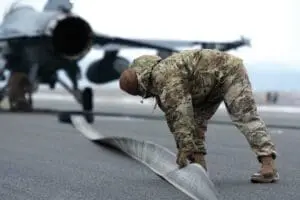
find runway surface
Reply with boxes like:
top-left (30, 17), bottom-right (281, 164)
top-left (0, 114), bottom-right (191, 200)
top-left (1, 89), bottom-right (300, 200)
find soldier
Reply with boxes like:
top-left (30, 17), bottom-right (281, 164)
top-left (3, 43), bottom-right (33, 111)
top-left (7, 71), bottom-right (32, 111)
top-left (119, 49), bottom-right (279, 183)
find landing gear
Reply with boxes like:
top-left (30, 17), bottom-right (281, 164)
top-left (81, 87), bottom-right (94, 123)
top-left (58, 86), bottom-right (94, 124)
top-left (82, 87), bottom-right (93, 112)
top-left (0, 86), bottom-right (7, 104)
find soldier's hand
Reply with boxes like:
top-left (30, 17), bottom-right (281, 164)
top-left (176, 150), bottom-right (194, 168)
top-left (176, 138), bottom-right (198, 168)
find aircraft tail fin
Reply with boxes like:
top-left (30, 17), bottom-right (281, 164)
top-left (43, 0), bottom-right (73, 11)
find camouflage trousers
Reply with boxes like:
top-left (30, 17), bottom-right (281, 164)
top-left (193, 61), bottom-right (277, 161)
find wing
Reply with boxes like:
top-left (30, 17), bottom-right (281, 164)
top-left (131, 39), bottom-right (200, 48)
top-left (0, 5), bottom-right (49, 43)
top-left (92, 33), bottom-right (178, 53)
top-left (0, 24), bottom-right (49, 47)
top-left (92, 32), bottom-right (250, 53)
top-left (136, 36), bottom-right (251, 51)
top-left (0, 30), bottom-right (44, 42)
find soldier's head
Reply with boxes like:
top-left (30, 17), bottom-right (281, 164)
top-left (119, 55), bottom-right (161, 98)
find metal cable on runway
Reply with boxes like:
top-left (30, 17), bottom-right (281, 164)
top-left (70, 115), bottom-right (219, 200)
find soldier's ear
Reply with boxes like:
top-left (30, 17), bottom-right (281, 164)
top-left (119, 69), bottom-right (139, 96)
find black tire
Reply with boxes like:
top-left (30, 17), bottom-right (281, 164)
top-left (0, 91), bottom-right (4, 102)
top-left (82, 87), bottom-right (93, 111)
top-left (58, 112), bottom-right (72, 124)
top-left (49, 82), bottom-right (56, 89)
top-left (84, 112), bottom-right (94, 124)
top-left (27, 94), bottom-right (33, 107)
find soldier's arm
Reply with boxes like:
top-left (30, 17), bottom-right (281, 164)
top-left (158, 70), bottom-right (197, 151)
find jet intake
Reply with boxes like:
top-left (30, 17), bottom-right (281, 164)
top-left (49, 15), bottom-right (93, 60)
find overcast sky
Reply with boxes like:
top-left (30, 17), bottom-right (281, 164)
top-left (76, 0), bottom-right (300, 66)
top-left (0, 0), bottom-right (299, 90)
top-left (0, 0), bottom-right (299, 66)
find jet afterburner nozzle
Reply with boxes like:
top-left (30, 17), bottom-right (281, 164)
top-left (46, 14), bottom-right (93, 60)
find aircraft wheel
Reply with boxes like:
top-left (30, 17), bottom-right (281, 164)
top-left (82, 87), bottom-right (93, 112)
top-left (84, 112), bottom-right (94, 124)
top-left (82, 87), bottom-right (94, 123)
top-left (0, 91), bottom-right (5, 102)
top-left (27, 93), bottom-right (33, 107)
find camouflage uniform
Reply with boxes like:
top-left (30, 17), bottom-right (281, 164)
top-left (121, 49), bottom-right (279, 183)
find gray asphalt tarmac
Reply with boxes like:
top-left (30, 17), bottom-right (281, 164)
top-left (92, 116), bottom-right (300, 200)
top-left (32, 97), bottom-right (300, 129)
top-left (1, 96), bottom-right (300, 200)
top-left (0, 114), bottom-right (191, 200)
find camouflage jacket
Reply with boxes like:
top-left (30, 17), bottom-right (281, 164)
top-left (134, 49), bottom-right (244, 144)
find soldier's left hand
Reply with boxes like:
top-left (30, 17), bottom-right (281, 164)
top-left (176, 150), bottom-right (196, 168)
top-left (176, 138), bottom-right (198, 168)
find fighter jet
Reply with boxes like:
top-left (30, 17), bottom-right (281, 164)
top-left (0, 0), bottom-right (251, 115)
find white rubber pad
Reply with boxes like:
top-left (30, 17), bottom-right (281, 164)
top-left (71, 116), bottom-right (219, 200)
